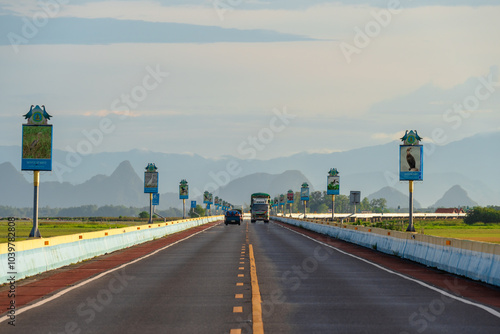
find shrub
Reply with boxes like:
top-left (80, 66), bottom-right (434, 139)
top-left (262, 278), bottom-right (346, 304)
top-left (464, 206), bottom-right (500, 225)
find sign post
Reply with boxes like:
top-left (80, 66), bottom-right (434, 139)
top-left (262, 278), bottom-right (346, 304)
top-left (350, 191), bottom-right (361, 215)
top-left (144, 163), bottom-right (159, 224)
top-left (300, 183), bottom-right (309, 218)
top-left (400, 130), bottom-right (423, 232)
top-left (22, 105), bottom-right (53, 238)
top-left (179, 179), bottom-right (188, 218)
top-left (203, 191), bottom-right (210, 216)
top-left (287, 190), bottom-right (294, 217)
top-left (327, 168), bottom-right (340, 220)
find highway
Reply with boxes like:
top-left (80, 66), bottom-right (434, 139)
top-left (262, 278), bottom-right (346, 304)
top-left (1, 219), bottom-right (499, 333)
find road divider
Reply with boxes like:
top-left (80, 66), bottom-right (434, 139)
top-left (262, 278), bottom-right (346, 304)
top-left (274, 217), bottom-right (500, 287)
top-left (0, 216), bottom-right (223, 284)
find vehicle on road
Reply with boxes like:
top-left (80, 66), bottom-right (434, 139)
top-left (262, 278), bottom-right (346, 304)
top-left (225, 210), bottom-right (241, 225)
top-left (250, 193), bottom-right (270, 223)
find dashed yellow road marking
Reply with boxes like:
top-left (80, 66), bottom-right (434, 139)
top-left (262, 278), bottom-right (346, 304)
top-left (235, 294), bottom-right (243, 299)
top-left (230, 329), bottom-right (242, 334)
top-left (250, 244), bottom-right (264, 334)
top-left (238, 274), bottom-right (244, 277)
top-left (236, 283), bottom-right (244, 286)
top-left (238, 267), bottom-right (244, 270)
top-left (233, 306), bottom-right (243, 313)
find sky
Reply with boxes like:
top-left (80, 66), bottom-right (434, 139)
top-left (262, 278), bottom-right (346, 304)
top-left (1, 0), bottom-right (499, 160)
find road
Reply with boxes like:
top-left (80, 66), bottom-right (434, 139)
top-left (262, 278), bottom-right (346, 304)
top-left (1, 219), bottom-right (499, 333)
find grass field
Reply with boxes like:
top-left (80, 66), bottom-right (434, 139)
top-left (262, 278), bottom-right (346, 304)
top-left (0, 220), bottom-right (148, 244)
top-left (415, 220), bottom-right (500, 244)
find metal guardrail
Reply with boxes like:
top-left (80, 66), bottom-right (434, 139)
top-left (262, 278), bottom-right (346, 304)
top-left (277, 212), bottom-right (466, 220)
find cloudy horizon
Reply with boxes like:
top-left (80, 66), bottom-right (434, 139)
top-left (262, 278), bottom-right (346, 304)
top-left (1, 0), bottom-right (499, 160)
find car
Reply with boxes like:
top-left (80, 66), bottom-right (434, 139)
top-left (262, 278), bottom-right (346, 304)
top-left (225, 210), bottom-right (241, 225)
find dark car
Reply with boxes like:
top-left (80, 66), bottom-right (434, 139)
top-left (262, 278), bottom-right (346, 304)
top-left (225, 210), bottom-right (241, 225)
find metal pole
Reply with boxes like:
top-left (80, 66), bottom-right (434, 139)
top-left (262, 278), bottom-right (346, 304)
top-left (407, 181), bottom-right (415, 232)
top-left (149, 193), bottom-right (153, 224)
top-left (303, 200), bottom-right (306, 218)
top-left (29, 171), bottom-right (41, 238)
top-left (332, 195), bottom-right (335, 221)
top-left (183, 199), bottom-right (186, 219)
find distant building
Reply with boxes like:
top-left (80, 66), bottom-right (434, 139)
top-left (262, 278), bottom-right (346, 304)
top-left (435, 208), bottom-right (465, 214)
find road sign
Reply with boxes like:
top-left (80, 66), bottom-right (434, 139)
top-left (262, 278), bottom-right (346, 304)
top-left (350, 191), bottom-right (361, 205)
top-left (191, 200), bottom-right (196, 208)
top-left (152, 193), bottom-right (160, 206)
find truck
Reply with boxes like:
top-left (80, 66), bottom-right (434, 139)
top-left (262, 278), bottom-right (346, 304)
top-left (250, 193), bottom-right (271, 223)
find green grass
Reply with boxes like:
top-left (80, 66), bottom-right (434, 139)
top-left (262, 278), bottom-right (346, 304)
top-left (355, 219), bottom-right (500, 244)
top-left (0, 220), bottom-right (147, 243)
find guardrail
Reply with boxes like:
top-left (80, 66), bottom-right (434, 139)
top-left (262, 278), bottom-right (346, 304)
top-left (277, 212), bottom-right (466, 221)
top-left (0, 216), bottom-right (223, 285)
top-left (274, 216), bottom-right (500, 287)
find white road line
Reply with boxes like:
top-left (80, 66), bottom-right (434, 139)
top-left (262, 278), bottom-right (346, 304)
top-left (275, 222), bottom-right (500, 319)
top-left (0, 223), bottom-right (220, 324)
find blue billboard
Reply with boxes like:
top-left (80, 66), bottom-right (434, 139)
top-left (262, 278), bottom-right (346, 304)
top-left (144, 172), bottom-right (159, 193)
top-left (400, 145), bottom-right (423, 181)
top-left (22, 125), bottom-right (53, 171)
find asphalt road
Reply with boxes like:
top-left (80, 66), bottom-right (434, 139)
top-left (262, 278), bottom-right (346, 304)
top-left (2, 220), bottom-right (499, 334)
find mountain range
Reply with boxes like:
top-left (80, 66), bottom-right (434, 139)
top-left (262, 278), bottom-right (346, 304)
top-left (1, 131), bottom-right (498, 208)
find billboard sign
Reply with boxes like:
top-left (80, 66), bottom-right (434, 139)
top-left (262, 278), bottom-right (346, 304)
top-left (287, 190), bottom-right (294, 203)
top-left (22, 124), bottom-right (53, 171)
top-left (400, 145), bottom-right (423, 181)
top-left (179, 180), bottom-right (188, 199)
top-left (144, 172), bottom-right (159, 193)
top-left (327, 168), bottom-right (339, 195)
top-left (300, 183), bottom-right (309, 201)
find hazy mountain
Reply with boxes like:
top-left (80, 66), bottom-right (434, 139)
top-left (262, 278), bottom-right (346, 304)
top-left (1, 131), bottom-right (499, 207)
top-left (367, 186), bottom-right (422, 209)
top-left (0, 160), bottom-right (147, 208)
top-left (431, 185), bottom-right (479, 208)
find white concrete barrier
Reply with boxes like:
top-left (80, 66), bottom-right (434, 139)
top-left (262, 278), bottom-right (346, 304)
top-left (275, 217), bottom-right (500, 287)
top-left (0, 216), bottom-right (222, 284)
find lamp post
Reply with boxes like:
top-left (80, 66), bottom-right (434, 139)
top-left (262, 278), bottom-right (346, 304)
top-left (144, 163), bottom-right (158, 224)
top-left (179, 179), bottom-right (188, 218)
top-left (399, 130), bottom-right (423, 232)
top-left (300, 183), bottom-right (309, 218)
top-left (22, 105), bottom-right (53, 238)
top-left (327, 168), bottom-right (340, 221)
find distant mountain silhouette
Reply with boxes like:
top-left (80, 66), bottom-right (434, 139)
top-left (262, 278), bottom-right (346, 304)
top-left (367, 186), bottom-right (421, 209)
top-left (0, 160), bottom-right (146, 208)
top-left (1, 131), bottom-right (499, 207)
top-left (431, 185), bottom-right (478, 208)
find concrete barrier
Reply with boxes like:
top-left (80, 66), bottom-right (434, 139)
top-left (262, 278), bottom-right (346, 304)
top-left (275, 217), bottom-right (500, 287)
top-left (0, 216), bottom-right (222, 284)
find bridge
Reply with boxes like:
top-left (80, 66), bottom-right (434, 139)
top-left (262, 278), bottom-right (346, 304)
top-left (1, 216), bottom-right (499, 333)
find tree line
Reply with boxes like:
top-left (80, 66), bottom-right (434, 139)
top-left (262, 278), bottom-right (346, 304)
top-left (464, 206), bottom-right (500, 224)
top-left (264, 191), bottom-right (388, 214)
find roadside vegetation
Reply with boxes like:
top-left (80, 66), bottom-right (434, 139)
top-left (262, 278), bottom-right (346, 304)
top-left (0, 217), bottom-right (183, 244)
top-left (349, 216), bottom-right (500, 244)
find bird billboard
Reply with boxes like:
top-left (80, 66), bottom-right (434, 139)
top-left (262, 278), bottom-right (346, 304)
top-left (399, 145), bottom-right (423, 181)
top-left (21, 124), bottom-right (53, 171)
